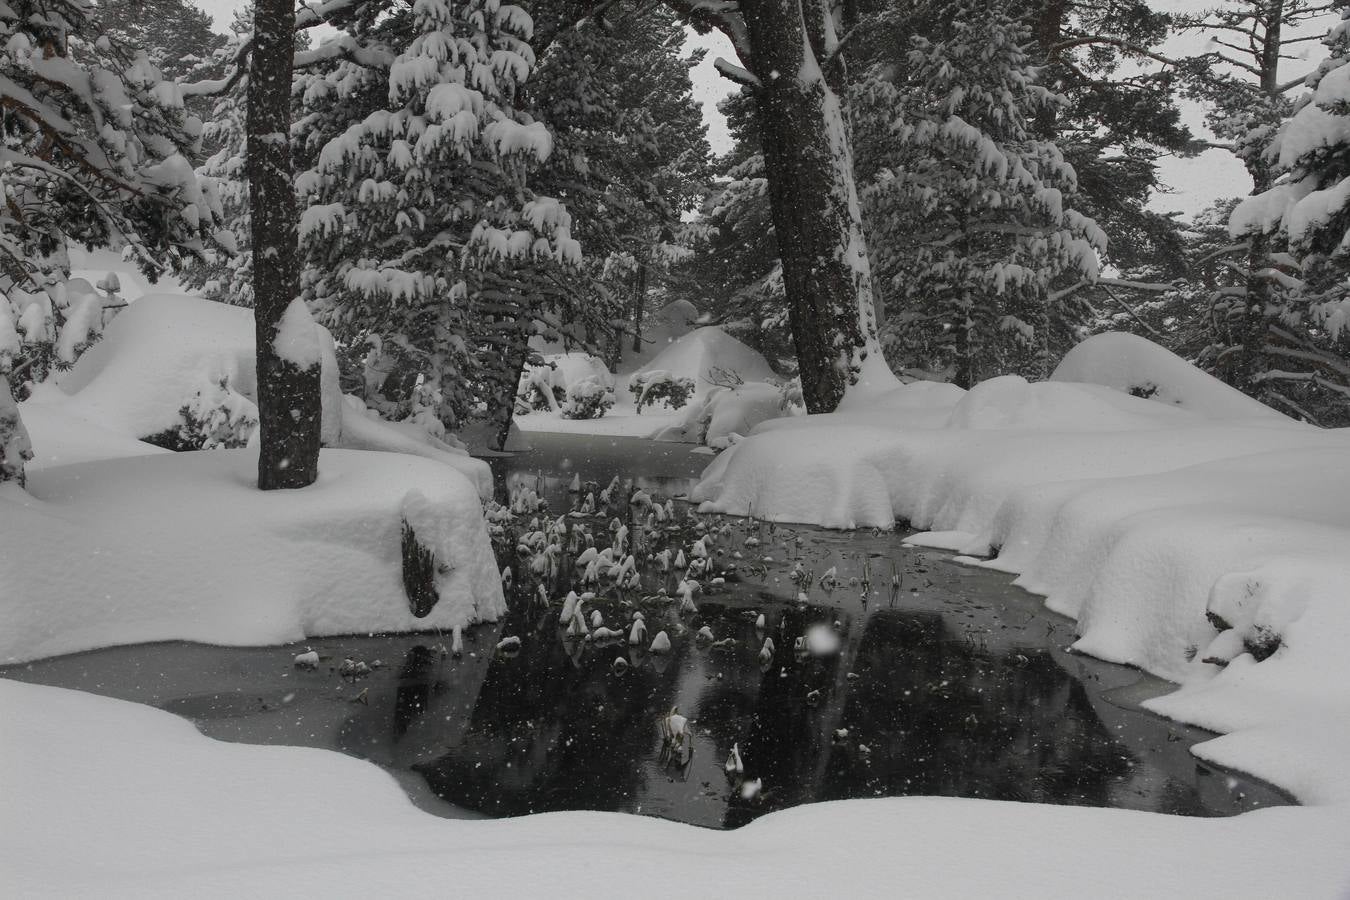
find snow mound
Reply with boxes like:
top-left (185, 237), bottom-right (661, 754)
top-left (946, 375), bottom-right (1193, 431)
top-left (36, 294), bottom-right (491, 496)
top-left (337, 396), bottom-right (492, 498)
top-left (4, 677), bottom-right (1349, 895)
top-left (55, 293), bottom-right (344, 446)
top-left (0, 448), bottom-right (506, 664)
top-left (617, 298), bottom-right (701, 373)
top-left (1052, 332), bottom-right (1287, 421)
top-left (635, 326), bottom-right (775, 390)
top-left (17, 395), bottom-right (169, 471)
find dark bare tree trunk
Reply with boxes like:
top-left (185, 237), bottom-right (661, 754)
top-left (631, 260), bottom-right (647, 354)
top-left (492, 322), bottom-right (532, 452)
top-left (953, 305), bottom-right (975, 389)
top-left (1225, 0), bottom-right (1285, 398)
top-left (735, 0), bottom-right (887, 413)
top-left (248, 0), bottom-right (320, 490)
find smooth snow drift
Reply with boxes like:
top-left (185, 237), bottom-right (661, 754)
top-left (2, 678), bottom-right (1347, 897)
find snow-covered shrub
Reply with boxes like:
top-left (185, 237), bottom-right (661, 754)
top-left (629, 370), bottom-right (695, 412)
top-left (516, 363), bottom-right (566, 413)
top-left (560, 377), bottom-right (615, 419)
top-left (141, 376), bottom-right (258, 451)
top-left (3, 278), bottom-right (124, 399)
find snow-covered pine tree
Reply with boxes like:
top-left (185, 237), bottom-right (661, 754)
top-left (1, 0), bottom-right (221, 484)
top-left (293, 0), bottom-right (573, 441)
top-left (1178, 0), bottom-right (1337, 396)
top-left (92, 0), bottom-right (226, 83)
top-left (854, 0), bottom-right (1104, 386)
top-left (1229, 7), bottom-right (1350, 424)
top-left (525, 3), bottom-right (709, 363)
top-left (179, 7), bottom-right (293, 311)
top-left (667, 87), bottom-right (792, 367)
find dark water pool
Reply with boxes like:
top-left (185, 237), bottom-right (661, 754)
top-left (1, 432), bottom-right (1290, 828)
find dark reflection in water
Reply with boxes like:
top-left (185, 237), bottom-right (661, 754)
top-left (0, 433), bottom-right (1291, 828)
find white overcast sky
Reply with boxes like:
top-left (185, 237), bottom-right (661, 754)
top-left (193, 0), bottom-right (1335, 220)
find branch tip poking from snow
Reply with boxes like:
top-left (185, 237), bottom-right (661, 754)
top-left (274, 298), bottom-right (321, 369)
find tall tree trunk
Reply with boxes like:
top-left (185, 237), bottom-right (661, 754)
top-left (248, 0), bottom-right (320, 490)
top-left (738, 0), bottom-right (887, 413)
top-left (631, 260), bottom-right (647, 355)
top-left (953, 302), bottom-right (974, 389)
top-left (1227, 0), bottom-right (1284, 397)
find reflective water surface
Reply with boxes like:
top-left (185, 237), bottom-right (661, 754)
top-left (1, 433), bottom-right (1289, 828)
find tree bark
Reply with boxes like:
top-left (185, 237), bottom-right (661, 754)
top-left (248, 0), bottom-right (320, 490)
top-left (631, 259), bottom-right (647, 355)
top-left (735, 0), bottom-right (887, 413)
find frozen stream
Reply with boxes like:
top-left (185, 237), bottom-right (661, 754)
top-left (1, 433), bottom-right (1289, 828)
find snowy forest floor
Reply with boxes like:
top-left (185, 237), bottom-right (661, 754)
top-left (3, 316), bottom-right (1350, 893)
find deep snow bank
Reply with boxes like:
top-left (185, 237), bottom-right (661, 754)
top-left (0, 448), bottom-right (505, 664)
top-left (3, 678), bottom-right (1348, 898)
top-left (56, 293), bottom-right (344, 446)
top-left (692, 345), bottom-right (1350, 804)
top-left (32, 294), bottom-right (492, 497)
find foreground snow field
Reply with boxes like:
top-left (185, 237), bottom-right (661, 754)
top-left (693, 335), bottom-right (1350, 806)
top-left (3, 678), bottom-right (1348, 898)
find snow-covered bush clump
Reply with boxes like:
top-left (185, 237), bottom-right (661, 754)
top-left (560, 377), bottom-right (615, 420)
top-left (629, 370), bottom-right (695, 412)
top-left (3, 277), bottom-right (126, 398)
top-left (141, 377), bottom-right (258, 451)
top-left (517, 366), bottom-right (566, 413)
top-left (654, 381), bottom-right (801, 447)
top-left (515, 352), bottom-right (614, 415)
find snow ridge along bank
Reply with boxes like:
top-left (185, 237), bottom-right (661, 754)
top-left (692, 336), bottom-right (1350, 804)
top-left (0, 448), bottom-right (506, 664)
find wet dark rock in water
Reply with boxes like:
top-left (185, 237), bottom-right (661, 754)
top-left (0, 433), bottom-right (1291, 829)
